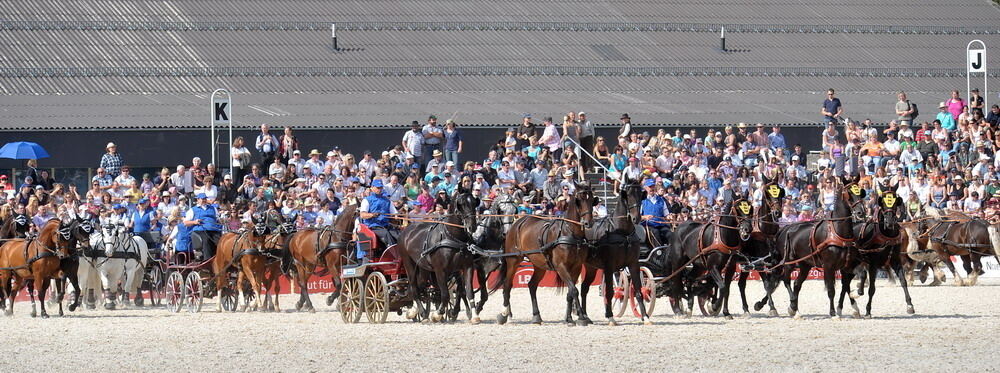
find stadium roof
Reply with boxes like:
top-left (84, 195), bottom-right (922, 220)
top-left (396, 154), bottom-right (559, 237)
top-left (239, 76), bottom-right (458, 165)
top-left (1, 0), bottom-right (999, 130)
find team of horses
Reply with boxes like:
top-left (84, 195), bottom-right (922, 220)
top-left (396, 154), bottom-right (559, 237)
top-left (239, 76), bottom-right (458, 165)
top-left (1, 175), bottom-right (997, 322)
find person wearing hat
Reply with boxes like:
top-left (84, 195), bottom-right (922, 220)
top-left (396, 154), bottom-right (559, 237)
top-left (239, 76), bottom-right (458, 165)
top-left (422, 114), bottom-right (444, 165)
top-left (305, 149), bottom-right (325, 172)
top-left (618, 113), bottom-right (632, 138)
top-left (640, 178), bottom-right (671, 245)
top-left (936, 101), bottom-right (956, 131)
top-left (129, 197), bottom-right (159, 249)
top-left (359, 179), bottom-right (398, 262)
top-left (99, 142), bottom-right (125, 177)
top-left (402, 120), bottom-right (424, 165)
top-left (183, 193), bottom-right (222, 259)
top-left (425, 149), bottom-right (445, 173)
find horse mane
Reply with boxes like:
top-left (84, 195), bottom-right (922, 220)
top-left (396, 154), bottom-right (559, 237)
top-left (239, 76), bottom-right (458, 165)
top-left (36, 218), bottom-right (61, 246)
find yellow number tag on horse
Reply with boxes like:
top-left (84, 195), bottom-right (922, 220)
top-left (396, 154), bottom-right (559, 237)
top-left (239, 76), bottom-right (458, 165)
top-left (882, 193), bottom-right (897, 208)
top-left (767, 185), bottom-right (781, 199)
top-left (849, 184), bottom-right (862, 196)
top-left (737, 201), bottom-right (751, 215)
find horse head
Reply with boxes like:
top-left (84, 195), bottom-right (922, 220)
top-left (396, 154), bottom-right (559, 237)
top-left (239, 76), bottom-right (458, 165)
top-left (451, 190), bottom-right (481, 236)
top-left (619, 176), bottom-right (644, 224)
top-left (72, 217), bottom-right (95, 252)
top-left (729, 198), bottom-right (754, 241)
top-left (12, 213), bottom-right (30, 236)
top-left (251, 213), bottom-right (270, 237)
top-left (53, 219), bottom-right (77, 258)
top-left (99, 222), bottom-right (122, 257)
top-left (760, 178), bottom-right (786, 221)
top-left (572, 180), bottom-right (597, 228)
top-left (876, 186), bottom-right (903, 233)
top-left (842, 179), bottom-right (868, 222)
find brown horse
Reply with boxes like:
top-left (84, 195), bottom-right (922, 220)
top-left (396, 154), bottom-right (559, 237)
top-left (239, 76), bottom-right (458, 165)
top-left (212, 226), bottom-right (267, 312)
top-left (287, 204), bottom-right (357, 312)
top-left (495, 181), bottom-right (595, 326)
top-left (899, 220), bottom-right (946, 285)
top-left (234, 214), bottom-right (278, 312)
top-left (0, 219), bottom-right (79, 317)
top-left (924, 215), bottom-right (997, 286)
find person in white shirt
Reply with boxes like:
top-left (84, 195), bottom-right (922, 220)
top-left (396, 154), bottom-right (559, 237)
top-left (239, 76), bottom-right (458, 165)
top-left (496, 161), bottom-right (516, 189)
top-left (324, 151), bottom-right (342, 177)
top-left (195, 175), bottom-right (219, 202)
top-left (402, 121), bottom-right (424, 160)
top-left (305, 149), bottom-right (326, 173)
top-left (287, 150), bottom-right (307, 177)
top-left (114, 166), bottom-right (136, 196)
top-left (170, 165), bottom-right (194, 195)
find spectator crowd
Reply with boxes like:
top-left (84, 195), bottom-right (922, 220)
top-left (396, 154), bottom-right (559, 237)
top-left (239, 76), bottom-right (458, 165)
top-left (5, 88), bottom-right (1000, 248)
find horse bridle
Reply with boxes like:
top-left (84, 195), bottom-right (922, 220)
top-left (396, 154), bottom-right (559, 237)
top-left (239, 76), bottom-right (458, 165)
top-left (620, 184), bottom-right (643, 224)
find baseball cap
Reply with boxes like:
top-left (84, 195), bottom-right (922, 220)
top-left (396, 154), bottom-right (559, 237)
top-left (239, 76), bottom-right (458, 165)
top-left (371, 179), bottom-right (384, 188)
top-left (224, 174), bottom-right (232, 180)
top-left (195, 193), bottom-right (207, 199)
top-left (643, 179), bottom-right (655, 187)
top-left (293, 150), bottom-right (301, 155)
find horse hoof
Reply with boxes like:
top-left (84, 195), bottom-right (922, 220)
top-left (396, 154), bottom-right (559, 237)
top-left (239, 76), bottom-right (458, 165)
top-left (852, 311), bottom-right (862, 319)
top-left (830, 315), bottom-right (841, 321)
top-left (470, 317), bottom-right (481, 325)
top-left (68, 304), bottom-right (77, 312)
top-left (325, 295), bottom-right (335, 306)
top-left (308, 306), bottom-right (316, 314)
top-left (4, 310), bottom-right (11, 317)
top-left (906, 305), bottom-right (915, 315)
top-left (30, 310), bottom-right (37, 318)
top-left (421, 318), bottom-right (431, 324)
top-left (793, 313), bottom-right (803, 320)
top-left (41, 313), bottom-right (49, 319)
top-left (753, 302), bottom-right (765, 312)
top-left (431, 313), bottom-right (443, 323)
top-left (928, 280), bottom-right (941, 287)
top-left (86, 303), bottom-right (96, 310)
top-left (607, 319), bottom-right (619, 326)
top-left (787, 307), bottom-right (795, 317)
top-left (767, 310), bottom-right (778, 317)
top-left (579, 317), bottom-right (593, 326)
top-left (104, 303), bottom-right (115, 311)
top-left (643, 320), bottom-right (654, 326)
top-left (741, 312), bottom-right (752, 319)
top-left (725, 314), bottom-right (734, 320)
top-left (496, 314), bottom-right (508, 325)
top-left (576, 319), bottom-right (589, 327)
top-left (531, 315), bottom-right (543, 325)
top-left (406, 308), bottom-right (418, 320)
top-left (863, 314), bottom-right (873, 319)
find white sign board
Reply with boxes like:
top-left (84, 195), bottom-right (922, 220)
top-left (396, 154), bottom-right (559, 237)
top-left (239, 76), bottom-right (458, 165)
top-left (213, 97), bottom-right (231, 125)
top-left (969, 49), bottom-right (986, 73)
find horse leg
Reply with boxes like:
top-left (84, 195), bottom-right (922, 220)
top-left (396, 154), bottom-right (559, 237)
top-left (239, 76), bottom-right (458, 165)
top-left (431, 269), bottom-right (449, 323)
top-left (864, 263), bottom-right (878, 318)
top-left (527, 267), bottom-right (546, 325)
top-left (838, 264), bottom-right (860, 318)
top-left (788, 267), bottom-right (808, 319)
top-left (37, 275), bottom-right (51, 318)
top-left (578, 266), bottom-right (596, 325)
top-left (594, 266), bottom-right (615, 325)
top-left (554, 263), bottom-right (586, 326)
top-left (856, 265), bottom-right (867, 296)
top-left (496, 258), bottom-right (518, 325)
top-left (894, 262), bottom-right (915, 315)
top-left (25, 279), bottom-right (38, 317)
top-left (717, 259), bottom-right (736, 319)
top-left (930, 260), bottom-right (946, 286)
top-left (941, 254), bottom-right (964, 286)
top-left (9, 276), bottom-right (25, 316)
top-left (67, 268), bottom-right (82, 312)
top-left (737, 272), bottom-right (750, 317)
top-left (54, 277), bottom-right (65, 317)
top-left (963, 254), bottom-right (980, 286)
top-left (823, 265), bottom-right (840, 319)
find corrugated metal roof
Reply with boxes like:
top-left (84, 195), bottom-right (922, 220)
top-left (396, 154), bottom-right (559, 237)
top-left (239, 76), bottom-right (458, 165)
top-left (1, 0), bottom-right (997, 130)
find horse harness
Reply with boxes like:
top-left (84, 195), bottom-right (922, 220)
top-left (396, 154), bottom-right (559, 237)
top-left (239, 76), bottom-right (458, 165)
top-left (0, 234), bottom-right (66, 273)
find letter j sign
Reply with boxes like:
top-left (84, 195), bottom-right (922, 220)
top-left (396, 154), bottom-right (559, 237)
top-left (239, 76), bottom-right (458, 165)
top-left (969, 49), bottom-right (985, 73)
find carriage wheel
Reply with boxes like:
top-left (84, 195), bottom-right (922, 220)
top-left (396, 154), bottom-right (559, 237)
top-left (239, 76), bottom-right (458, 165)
top-left (630, 266), bottom-right (657, 318)
top-left (339, 278), bottom-right (364, 323)
top-left (220, 286), bottom-right (239, 312)
top-left (165, 271), bottom-right (184, 313)
top-left (148, 265), bottom-right (165, 307)
top-left (184, 271), bottom-right (203, 313)
top-left (364, 272), bottom-right (390, 324)
top-left (599, 269), bottom-right (629, 318)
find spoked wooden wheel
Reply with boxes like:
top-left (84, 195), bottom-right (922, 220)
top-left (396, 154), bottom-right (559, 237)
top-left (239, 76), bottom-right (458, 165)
top-left (629, 266), bottom-right (657, 317)
top-left (148, 265), bottom-right (164, 307)
top-left (599, 269), bottom-right (629, 318)
top-left (220, 286), bottom-right (239, 312)
top-left (184, 271), bottom-right (203, 313)
top-left (364, 272), bottom-right (389, 324)
top-left (339, 278), bottom-right (364, 323)
top-left (165, 271), bottom-right (184, 313)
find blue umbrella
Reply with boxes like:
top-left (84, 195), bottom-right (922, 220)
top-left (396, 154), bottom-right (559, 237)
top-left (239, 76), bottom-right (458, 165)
top-left (0, 141), bottom-right (50, 159)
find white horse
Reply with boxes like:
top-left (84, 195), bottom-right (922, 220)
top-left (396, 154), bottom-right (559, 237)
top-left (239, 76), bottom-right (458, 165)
top-left (77, 223), bottom-right (149, 309)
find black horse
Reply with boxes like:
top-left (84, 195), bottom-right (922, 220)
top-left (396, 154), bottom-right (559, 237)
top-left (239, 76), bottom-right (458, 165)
top-left (465, 210), bottom-right (505, 324)
top-left (838, 187), bottom-right (914, 318)
top-left (761, 181), bottom-right (860, 319)
top-left (660, 199), bottom-right (753, 317)
top-left (580, 177), bottom-right (652, 325)
top-left (398, 188), bottom-right (481, 322)
top-left (731, 178), bottom-right (785, 317)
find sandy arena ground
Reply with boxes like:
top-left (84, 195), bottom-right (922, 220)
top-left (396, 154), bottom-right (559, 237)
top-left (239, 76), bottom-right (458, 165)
top-left (2, 278), bottom-right (998, 372)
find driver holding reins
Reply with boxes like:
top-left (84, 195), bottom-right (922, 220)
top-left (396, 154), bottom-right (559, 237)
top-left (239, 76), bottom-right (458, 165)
top-left (183, 193), bottom-right (222, 259)
top-left (359, 179), bottom-right (399, 261)
top-left (640, 179), bottom-right (671, 246)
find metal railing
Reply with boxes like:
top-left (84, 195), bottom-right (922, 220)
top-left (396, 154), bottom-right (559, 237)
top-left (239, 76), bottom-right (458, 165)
top-left (561, 135), bottom-right (612, 204)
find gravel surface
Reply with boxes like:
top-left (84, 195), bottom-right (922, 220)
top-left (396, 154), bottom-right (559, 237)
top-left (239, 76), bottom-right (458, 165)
top-left (2, 279), bottom-right (998, 372)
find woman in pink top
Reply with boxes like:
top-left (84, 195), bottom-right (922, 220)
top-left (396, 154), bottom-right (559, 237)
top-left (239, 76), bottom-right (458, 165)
top-left (946, 90), bottom-right (965, 121)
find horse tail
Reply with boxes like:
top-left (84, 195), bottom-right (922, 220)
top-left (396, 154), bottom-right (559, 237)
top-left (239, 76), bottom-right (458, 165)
top-left (487, 259), bottom-right (507, 294)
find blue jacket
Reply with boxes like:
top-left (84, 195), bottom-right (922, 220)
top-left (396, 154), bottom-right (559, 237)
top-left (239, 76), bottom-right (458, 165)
top-left (362, 194), bottom-right (391, 228)
top-left (132, 208), bottom-right (156, 233)
top-left (641, 196), bottom-right (668, 227)
top-left (175, 223), bottom-right (192, 252)
top-left (191, 204), bottom-right (222, 232)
